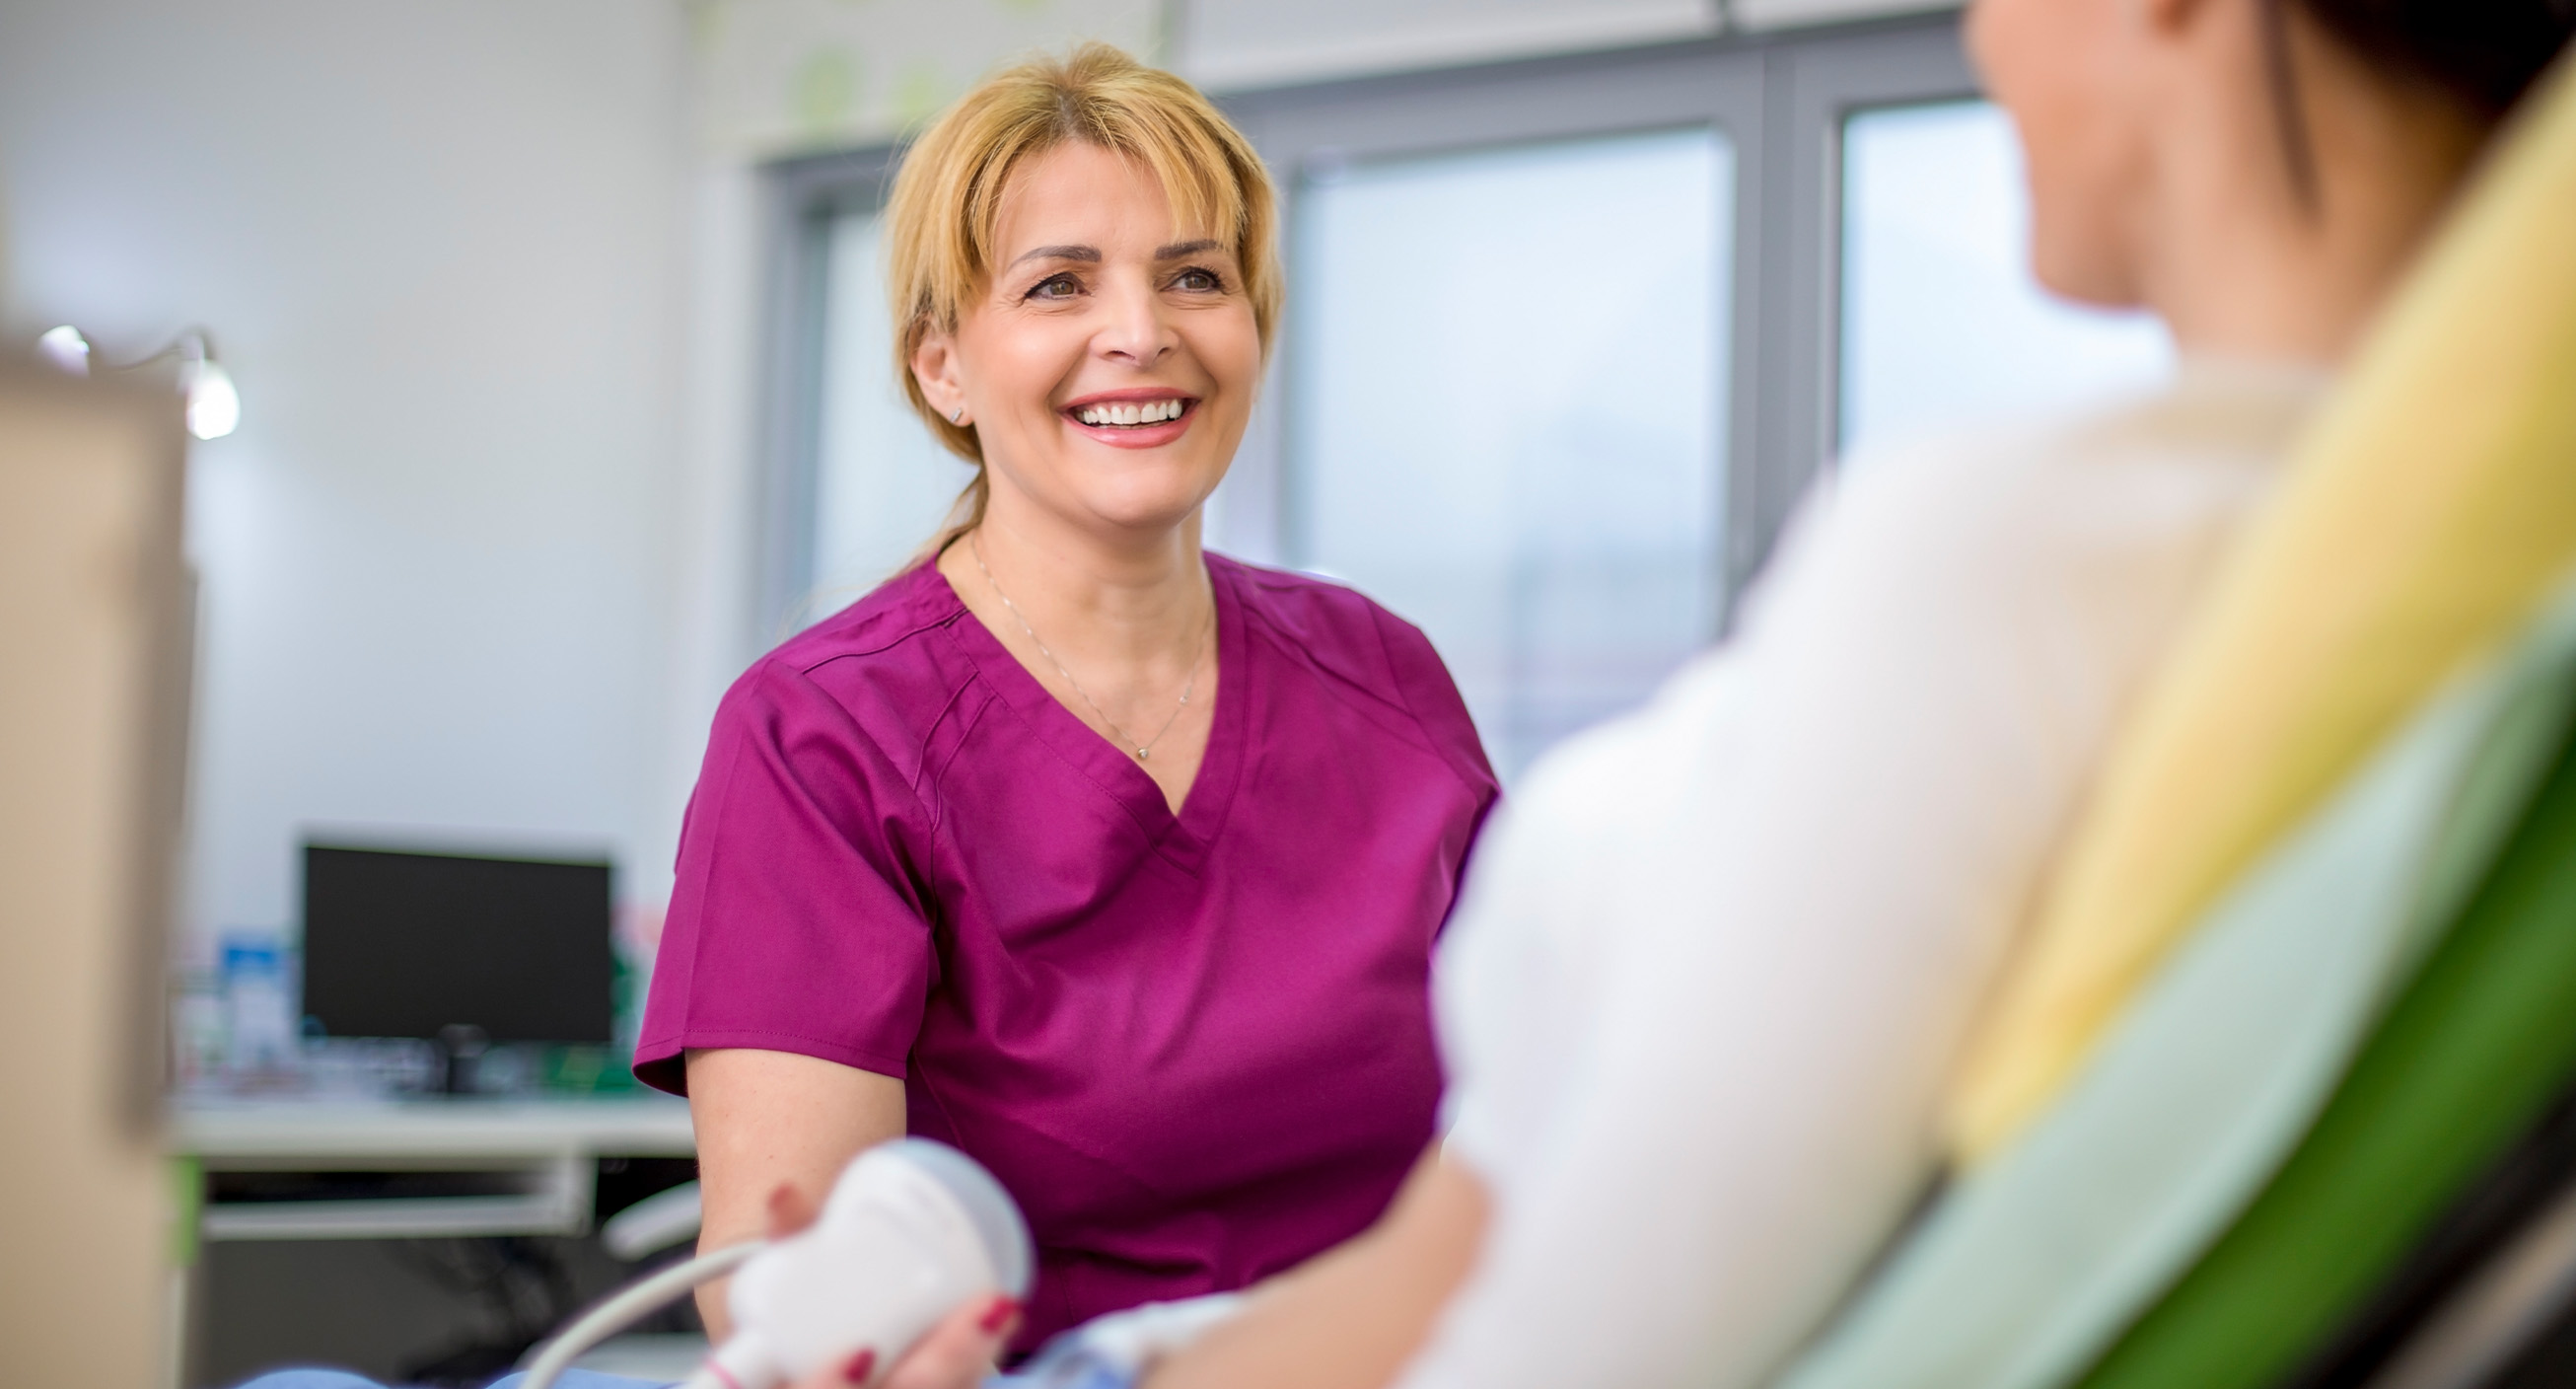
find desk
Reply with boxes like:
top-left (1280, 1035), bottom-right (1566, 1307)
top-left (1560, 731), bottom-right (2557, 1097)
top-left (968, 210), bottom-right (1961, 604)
top-left (173, 1096), bottom-right (694, 1241)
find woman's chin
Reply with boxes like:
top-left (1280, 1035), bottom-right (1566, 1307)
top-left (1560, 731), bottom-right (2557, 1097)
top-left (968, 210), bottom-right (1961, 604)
top-left (1045, 461), bottom-right (1226, 535)
top-left (1062, 483), bottom-right (1220, 538)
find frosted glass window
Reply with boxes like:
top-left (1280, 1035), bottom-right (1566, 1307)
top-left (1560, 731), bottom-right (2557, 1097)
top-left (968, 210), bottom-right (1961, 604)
top-left (1839, 101), bottom-right (2173, 460)
top-left (1294, 128), bottom-right (1730, 779)
top-left (809, 211), bottom-right (978, 623)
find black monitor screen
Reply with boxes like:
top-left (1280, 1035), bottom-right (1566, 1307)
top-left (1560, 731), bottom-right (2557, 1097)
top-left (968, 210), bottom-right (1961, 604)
top-left (302, 844), bottom-right (614, 1044)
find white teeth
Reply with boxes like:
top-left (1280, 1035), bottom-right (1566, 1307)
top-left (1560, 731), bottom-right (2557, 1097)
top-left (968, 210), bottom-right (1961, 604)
top-left (1076, 400), bottom-right (1186, 426)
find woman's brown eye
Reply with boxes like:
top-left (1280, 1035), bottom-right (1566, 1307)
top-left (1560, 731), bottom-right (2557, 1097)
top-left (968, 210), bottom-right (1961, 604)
top-left (1173, 268), bottom-right (1221, 292)
top-left (1030, 274), bottom-right (1080, 300)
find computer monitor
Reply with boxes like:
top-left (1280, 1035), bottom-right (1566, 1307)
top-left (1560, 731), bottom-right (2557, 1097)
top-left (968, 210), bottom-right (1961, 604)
top-left (301, 845), bottom-right (615, 1083)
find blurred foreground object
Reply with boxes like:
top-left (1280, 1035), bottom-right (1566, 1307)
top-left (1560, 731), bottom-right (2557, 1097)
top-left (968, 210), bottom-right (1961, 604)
top-left (0, 361), bottom-right (193, 1386)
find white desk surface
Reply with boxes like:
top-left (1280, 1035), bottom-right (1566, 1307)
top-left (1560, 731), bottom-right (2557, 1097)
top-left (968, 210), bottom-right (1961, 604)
top-left (171, 1095), bottom-right (696, 1161)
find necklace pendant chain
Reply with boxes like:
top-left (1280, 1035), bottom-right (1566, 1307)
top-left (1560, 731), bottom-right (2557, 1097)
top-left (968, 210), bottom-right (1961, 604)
top-left (970, 534), bottom-right (1211, 763)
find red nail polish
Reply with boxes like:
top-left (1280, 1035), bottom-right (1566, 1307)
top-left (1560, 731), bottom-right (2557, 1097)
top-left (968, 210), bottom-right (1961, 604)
top-left (840, 1347), bottom-right (877, 1384)
top-left (978, 1294), bottom-right (1021, 1334)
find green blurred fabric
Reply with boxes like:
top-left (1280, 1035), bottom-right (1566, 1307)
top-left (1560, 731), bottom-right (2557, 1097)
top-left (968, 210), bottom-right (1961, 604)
top-left (2071, 658), bottom-right (2576, 1389)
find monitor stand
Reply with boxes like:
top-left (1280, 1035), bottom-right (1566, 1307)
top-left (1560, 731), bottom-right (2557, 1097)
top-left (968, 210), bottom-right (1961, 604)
top-left (436, 1024), bottom-right (489, 1096)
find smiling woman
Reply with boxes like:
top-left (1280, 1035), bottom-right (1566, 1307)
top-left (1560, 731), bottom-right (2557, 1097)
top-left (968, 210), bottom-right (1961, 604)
top-left (632, 42), bottom-right (1500, 1369)
top-left (907, 134), bottom-right (1270, 804)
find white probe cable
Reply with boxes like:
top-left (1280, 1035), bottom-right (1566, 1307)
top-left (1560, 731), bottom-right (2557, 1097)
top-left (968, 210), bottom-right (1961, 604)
top-left (520, 1240), bottom-right (765, 1389)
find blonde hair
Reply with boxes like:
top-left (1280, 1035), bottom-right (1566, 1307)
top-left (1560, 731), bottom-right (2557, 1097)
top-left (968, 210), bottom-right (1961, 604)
top-left (884, 42), bottom-right (1282, 553)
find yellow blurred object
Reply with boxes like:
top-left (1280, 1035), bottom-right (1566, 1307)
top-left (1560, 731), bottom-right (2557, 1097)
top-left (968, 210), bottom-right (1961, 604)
top-left (0, 362), bottom-right (192, 1387)
top-left (1946, 57), bottom-right (2576, 1165)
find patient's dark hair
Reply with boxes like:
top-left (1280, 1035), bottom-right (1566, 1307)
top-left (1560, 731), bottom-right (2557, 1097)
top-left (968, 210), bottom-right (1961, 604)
top-left (2261, 0), bottom-right (2576, 204)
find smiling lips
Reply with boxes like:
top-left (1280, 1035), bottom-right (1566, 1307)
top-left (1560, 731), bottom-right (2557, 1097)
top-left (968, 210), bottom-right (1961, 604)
top-left (1070, 397), bottom-right (1191, 427)
top-left (1061, 393), bottom-right (1198, 449)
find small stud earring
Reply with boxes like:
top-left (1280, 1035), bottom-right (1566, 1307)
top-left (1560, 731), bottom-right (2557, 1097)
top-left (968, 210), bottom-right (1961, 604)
top-left (950, 408), bottom-right (966, 425)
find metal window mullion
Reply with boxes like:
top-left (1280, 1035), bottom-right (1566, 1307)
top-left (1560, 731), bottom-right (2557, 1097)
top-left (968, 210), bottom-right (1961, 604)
top-left (1733, 15), bottom-right (1975, 620)
top-left (752, 147), bottom-right (902, 650)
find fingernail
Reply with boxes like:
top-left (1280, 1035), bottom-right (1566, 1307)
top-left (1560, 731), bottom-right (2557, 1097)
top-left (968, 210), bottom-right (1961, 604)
top-left (978, 1294), bottom-right (1021, 1334)
top-left (840, 1347), bottom-right (876, 1384)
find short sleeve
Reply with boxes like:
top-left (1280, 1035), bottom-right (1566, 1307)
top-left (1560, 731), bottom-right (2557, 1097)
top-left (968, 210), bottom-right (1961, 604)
top-left (1371, 605), bottom-right (1501, 797)
top-left (634, 659), bottom-right (937, 1094)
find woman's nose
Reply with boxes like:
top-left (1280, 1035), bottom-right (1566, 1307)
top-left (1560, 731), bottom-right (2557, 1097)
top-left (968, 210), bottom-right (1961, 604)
top-left (1093, 276), bottom-right (1178, 365)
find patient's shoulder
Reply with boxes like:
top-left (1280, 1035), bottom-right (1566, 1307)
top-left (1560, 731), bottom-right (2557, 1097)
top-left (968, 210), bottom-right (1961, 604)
top-left (1830, 370), bottom-right (2316, 533)
top-left (1758, 374), bottom-right (2317, 630)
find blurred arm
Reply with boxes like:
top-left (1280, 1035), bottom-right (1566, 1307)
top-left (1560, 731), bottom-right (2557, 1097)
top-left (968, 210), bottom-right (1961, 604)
top-left (1146, 1146), bottom-right (1488, 1389)
top-left (685, 1047), bottom-right (906, 1339)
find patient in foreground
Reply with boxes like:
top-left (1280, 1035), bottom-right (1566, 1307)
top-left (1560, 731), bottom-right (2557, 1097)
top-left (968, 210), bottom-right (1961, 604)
top-left (854, 1), bottom-right (2576, 1388)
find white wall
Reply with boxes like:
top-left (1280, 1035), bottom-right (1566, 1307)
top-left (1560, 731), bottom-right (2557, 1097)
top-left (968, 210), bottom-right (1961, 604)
top-left (696, 0), bottom-right (1164, 156)
top-left (1181, 0), bottom-right (1716, 91)
top-left (0, 0), bottom-right (697, 950)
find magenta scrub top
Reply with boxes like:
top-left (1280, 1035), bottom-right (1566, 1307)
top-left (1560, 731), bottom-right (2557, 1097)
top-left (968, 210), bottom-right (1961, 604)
top-left (636, 552), bottom-right (1498, 1350)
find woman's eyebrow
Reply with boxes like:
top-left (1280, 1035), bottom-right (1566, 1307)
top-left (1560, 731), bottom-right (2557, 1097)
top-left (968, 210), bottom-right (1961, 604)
top-left (1009, 244), bottom-right (1101, 267)
top-left (1005, 240), bottom-right (1223, 268)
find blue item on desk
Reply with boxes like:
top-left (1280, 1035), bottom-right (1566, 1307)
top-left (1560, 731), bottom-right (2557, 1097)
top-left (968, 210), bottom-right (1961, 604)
top-left (221, 931), bottom-right (297, 1073)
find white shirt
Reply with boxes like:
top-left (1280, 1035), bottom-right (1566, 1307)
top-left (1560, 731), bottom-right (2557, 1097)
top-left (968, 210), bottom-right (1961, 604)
top-left (1401, 364), bottom-right (2326, 1389)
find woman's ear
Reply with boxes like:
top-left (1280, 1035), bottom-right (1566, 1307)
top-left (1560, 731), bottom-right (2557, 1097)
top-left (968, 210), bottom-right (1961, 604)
top-left (912, 332), bottom-right (969, 428)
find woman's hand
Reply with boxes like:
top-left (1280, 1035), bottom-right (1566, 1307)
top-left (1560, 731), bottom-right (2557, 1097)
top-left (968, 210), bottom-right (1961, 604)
top-left (760, 1178), bottom-right (1025, 1389)
top-left (779, 1292), bottom-right (1023, 1389)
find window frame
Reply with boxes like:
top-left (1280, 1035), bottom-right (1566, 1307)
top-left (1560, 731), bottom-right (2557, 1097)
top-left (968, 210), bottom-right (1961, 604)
top-left (749, 13), bottom-right (1975, 645)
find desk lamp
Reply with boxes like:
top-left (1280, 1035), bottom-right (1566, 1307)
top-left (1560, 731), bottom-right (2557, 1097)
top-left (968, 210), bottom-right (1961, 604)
top-left (36, 324), bottom-right (241, 439)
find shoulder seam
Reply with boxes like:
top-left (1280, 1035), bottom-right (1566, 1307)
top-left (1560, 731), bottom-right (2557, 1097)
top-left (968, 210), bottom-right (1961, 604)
top-left (915, 682), bottom-right (1001, 838)
top-left (738, 655), bottom-right (944, 829)
top-left (785, 607), bottom-right (966, 678)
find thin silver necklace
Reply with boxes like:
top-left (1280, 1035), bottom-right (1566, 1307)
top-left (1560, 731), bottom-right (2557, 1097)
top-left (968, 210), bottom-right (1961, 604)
top-left (969, 533), bottom-right (1211, 762)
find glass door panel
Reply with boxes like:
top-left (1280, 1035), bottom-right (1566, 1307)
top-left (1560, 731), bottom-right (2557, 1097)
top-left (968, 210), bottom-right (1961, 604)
top-left (809, 210), bottom-right (977, 622)
top-left (1291, 127), bottom-right (1732, 778)
top-left (1839, 101), bottom-right (2173, 460)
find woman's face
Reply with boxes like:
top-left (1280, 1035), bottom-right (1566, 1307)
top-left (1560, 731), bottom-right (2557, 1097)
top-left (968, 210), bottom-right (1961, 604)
top-left (916, 141), bottom-right (1262, 540)
top-left (1968, 0), bottom-right (2161, 308)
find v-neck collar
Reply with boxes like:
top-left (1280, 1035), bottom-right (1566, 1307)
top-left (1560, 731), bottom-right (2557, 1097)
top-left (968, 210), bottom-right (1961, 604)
top-left (935, 554), bottom-right (1248, 876)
